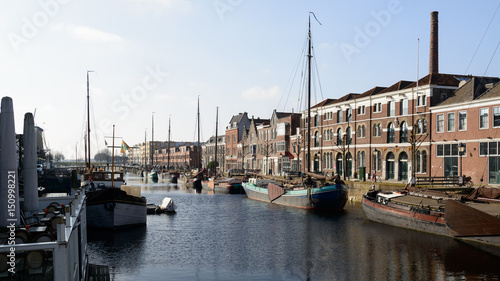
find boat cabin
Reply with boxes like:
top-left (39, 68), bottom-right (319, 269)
top-left (376, 192), bottom-right (405, 205)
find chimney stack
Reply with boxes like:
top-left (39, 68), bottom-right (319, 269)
top-left (429, 11), bottom-right (439, 74)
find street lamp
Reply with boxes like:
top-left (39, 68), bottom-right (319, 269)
top-left (372, 148), bottom-right (379, 182)
top-left (458, 142), bottom-right (465, 178)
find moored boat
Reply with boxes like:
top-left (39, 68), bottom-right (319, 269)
top-left (208, 177), bottom-right (244, 194)
top-left (362, 187), bottom-right (500, 251)
top-left (84, 171), bottom-right (147, 229)
top-left (243, 177), bottom-right (348, 210)
top-left (362, 189), bottom-right (449, 236)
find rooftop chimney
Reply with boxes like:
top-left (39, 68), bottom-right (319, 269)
top-left (429, 11), bottom-right (439, 74)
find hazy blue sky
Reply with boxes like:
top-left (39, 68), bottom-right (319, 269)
top-left (1, 0), bottom-right (499, 159)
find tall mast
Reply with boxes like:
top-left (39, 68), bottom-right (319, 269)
top-left (151, 112), bottom-right (155, 168)
top-left (215, 107), bottom-right (219, 176)
top-left (197, 96), bottom-right (201, 171)
top-left (306, 15), bottom-right (312, 173)
top-left (86, 70), bottom-right (93, 169)
top-left (144, 130), bottom-right (146, 167)
top-left (111, 125), bottom-right (115, 187)
top-left (167, 116), bottom-right (171, 170)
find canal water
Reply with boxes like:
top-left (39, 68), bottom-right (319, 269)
top-left (87, 175), bottom-right (500, 281)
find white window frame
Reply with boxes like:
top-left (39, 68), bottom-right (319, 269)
top-left (480, 108), bottom-right (489, 129)
top-left (458, 111), bottom-right (467, 131)
top-left (436, 114), bottom-right (444, 133)
top-left (447, 112), bottom-right (455, 132)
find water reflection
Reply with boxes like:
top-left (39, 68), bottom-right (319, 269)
top-left (86, 176), bottom-right (500, 281)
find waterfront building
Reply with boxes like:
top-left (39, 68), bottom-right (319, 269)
top-left (202, 135), bottom-right (226, 174)
top-left (292, 11), bottom-right (500, 186)
top-left (225, 112), bottom-right (250, 171)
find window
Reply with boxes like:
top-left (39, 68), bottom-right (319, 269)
top-left (400, 122), bottom-right (408, 143)
top-left (480, 108), bottom-right (489, 129)
top-left (480, 142), bottom-right (488, 156)
top-left (357, 125), bottom-right (365, 138)
top-left (277, 141), bottom-right (286, 152)
top-left (388, 101), bottom-right (395, 117)
top-left (373, 123), bottom-right (381, 137)
top-left (459, 111), bottom-right (467, 131)
top-left (494, 107), bottom-right (500, 127)
top-left (337, 110), bottom-right (343, 123)
top-left (418, 95), bottom-right (426, 106)
top-left (400, 99), bottom-right (408, 115)
top-left (374, 103), bottom-right (382, 113)
top-left (437, 114), bottom-right (444, 133)
top-left (357, 151), bottom-right (365, 167)
top-left (347, 108), bottom-right (352, 122)
top-left (416, 150), bottom-right (427, 173)
top-left (437, 145), bottom-right (443, 156)
top-left (387, 123), bottom-right (395, 143)
top-left (489, 142), bottom-right (498, 155)
top-left (447, 112), bottom-right (455, 132)
top-left (336, 128), bottom-right (343, 146)
top-left (314, 115), bottom-right (319, 127)
top-left (314, 131), bottom-right (319, 147)
top-left (358, 106), bottom-right (365, 115)
top-left (373, 150), bottom-right (381, 171)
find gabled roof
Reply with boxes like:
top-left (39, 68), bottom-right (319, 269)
top-left (311, 98), bottom-right (337, 109)
top-left (274, 111), bottom-right (302, 119)
top-left (357, 86), bottom-right (387, 98)
top-left (436, 77), bottom-right (500, 106)
top-left (335, 93), bottom-right (360, 103)
top-left (228, 112), bottom-right (247, 125)
top-left (405, 73), bottom-right (474, 89)
top-left (379, 80), bottom-right (414, 94)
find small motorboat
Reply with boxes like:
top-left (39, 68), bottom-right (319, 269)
top-left (147, 197), bottom-right (177, 214)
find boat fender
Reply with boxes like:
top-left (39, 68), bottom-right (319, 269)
top-left (104, 202), bottom-right (115, 210)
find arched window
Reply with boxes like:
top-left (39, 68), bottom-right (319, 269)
top-left (336, 128), bottom-right (343, 146)
top-left (362, 125), bottom-right (366, 138)
top-left (400, 122), bottom-right (408, 143)
top-left (314, 131), bottom-right (319, 147)
top-left (372, 150), bottom-right (381, 171)
top-left (387, 123), bottom-right (395, 143)
top-left (357, 151), bottom-right (365, 167)
top-left (386, 152), bottom-right (395, 179)
top-left (337, 110), bottom-right (343, 123)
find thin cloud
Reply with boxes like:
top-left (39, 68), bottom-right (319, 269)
top-left (52, 24), bottom-right (124, 43)
top-left (242, 86), bottom-right (280, 100)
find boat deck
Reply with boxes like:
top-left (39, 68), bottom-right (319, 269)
top-left (391, 195), bottom-right (446, 211)
top-left (468, 202), bottom-right (500, 218)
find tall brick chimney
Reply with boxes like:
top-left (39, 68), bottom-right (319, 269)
top-left (429, 11), bottom-right (439, 74)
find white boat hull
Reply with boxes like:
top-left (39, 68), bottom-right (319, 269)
top-left (87, 201), bottom-right (147, 228)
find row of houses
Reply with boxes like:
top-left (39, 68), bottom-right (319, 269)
top-left (125, 73), bottom-right (500, 187)
top-left (124, 11), bottom-right (500, 186)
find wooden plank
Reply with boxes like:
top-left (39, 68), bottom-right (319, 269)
top-left (445, 200), bottom-right (500, 237)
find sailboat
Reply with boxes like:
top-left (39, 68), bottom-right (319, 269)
top-left (203, 107), bottom-right (244, 194)
top-left (242, 14), bottom-right (348, 210)
top-left (148, 113), bottom-right (159, 182)
top-left (82, 73), bottom-right (147, 229)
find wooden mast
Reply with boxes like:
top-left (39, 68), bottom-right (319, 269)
top-left (306, 15), bottom-right (312, 173)
top-left (197, 96), bottom-right (201, 171)
top-left (215, 106), bottom-right (218, 177)
top-left (167, 116), bottom-right (171, 170)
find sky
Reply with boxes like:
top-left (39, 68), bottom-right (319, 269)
top-left (1, 0), bottom-right (499, 160)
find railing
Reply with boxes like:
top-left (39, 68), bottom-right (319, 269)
top-left (0, 190), bottom-right (87, 281)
